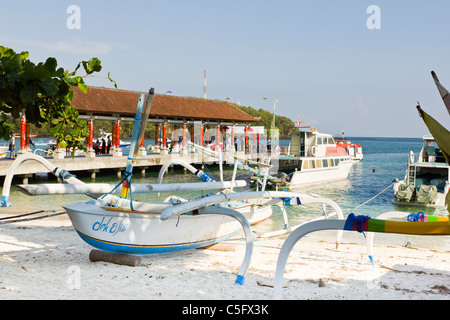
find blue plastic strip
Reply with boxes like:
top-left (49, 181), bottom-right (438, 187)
top-left (235, 275), bottom-right (245, 285)
top-left (368, 255), bottom-right (375, 268)
top-left (124, 93), bottom-right (145, 176)
top-left (0, 195), bottom-right (11, 207)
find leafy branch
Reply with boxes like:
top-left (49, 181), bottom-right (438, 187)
top-left (0, 46), bottom-right (116, 153)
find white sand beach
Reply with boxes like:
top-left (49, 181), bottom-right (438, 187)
top-left (0, 215), bottom-right (449, 301)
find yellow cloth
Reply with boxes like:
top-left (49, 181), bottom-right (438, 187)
top-left (446, 191), bottom-right (450, 218)
top-left (384, 221), bottom-right (450, 235)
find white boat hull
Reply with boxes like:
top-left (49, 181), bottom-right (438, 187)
top-left (287, 159), bottom-right (353, 188)
top-left (64, 200), bottom-right (272, 254)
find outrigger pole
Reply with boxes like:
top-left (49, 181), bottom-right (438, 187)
top-left (273, 214), bottom-right (450, 299)
top-left (115, 89), bottom-right (155, 205)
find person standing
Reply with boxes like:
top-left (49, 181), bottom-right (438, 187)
top-left (107, 136), bottom-right (112, 154)
top-left (101, 138), bottom-right (106, 154)
top-left (8, 135), bottom-right (15, 159)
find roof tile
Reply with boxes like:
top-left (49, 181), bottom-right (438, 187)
top-left (71, 86), bottom-right (258, 123)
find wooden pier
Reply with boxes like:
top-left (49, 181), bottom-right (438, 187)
top-left (0, 150), bottom-right (266, 184)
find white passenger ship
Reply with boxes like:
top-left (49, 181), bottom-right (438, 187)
top-left (275, 125), bottom-right (353, 188)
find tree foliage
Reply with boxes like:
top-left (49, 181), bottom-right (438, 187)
top-left (0, 46), bottom-right (115, 151)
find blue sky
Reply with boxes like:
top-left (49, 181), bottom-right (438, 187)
top-left (1, 0), bottom-right (450, 137)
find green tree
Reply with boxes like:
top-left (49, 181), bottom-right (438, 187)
top-left (233, 104), bottom-right (294, 138)
top-left (0, 46), bottom-right (115, 153)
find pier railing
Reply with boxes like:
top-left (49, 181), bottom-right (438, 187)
top-left (0, 145), bottom-right (280, 184)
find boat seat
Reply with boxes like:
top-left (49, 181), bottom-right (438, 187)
top-left (426, 146), bottom-right (436, 156)
top-left (426, 146), bottom-right (437, 162)
top-left (430, 177), bottom-right (447, 191)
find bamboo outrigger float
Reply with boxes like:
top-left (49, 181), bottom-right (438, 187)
top-left (273, 213), bottom-right (450, 299)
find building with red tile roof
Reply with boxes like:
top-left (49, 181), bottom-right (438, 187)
top-left (71, 86), bottom-right (259, 124)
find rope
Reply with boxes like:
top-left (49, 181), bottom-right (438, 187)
top-left (344, 213), bottom-right (371, 237)
top-left (0, 210), bottom-right (67, 224)
top-left (407, 212), bottom-right (426, 222)
top-left (0, 209), bottom-right (47, 221)
top-left (58, 169), bottom-right (76, 183)
top-left (97, 170), bottom-right (135, 209)
top-left (344, 181), bottom-right (395, 215)
top-left (125, 172), bottom-right (135, 211)
top-left (202, 162), bottom-right (214, 177)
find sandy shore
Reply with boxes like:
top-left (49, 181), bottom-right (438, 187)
top-left (0, 215), bottom-right (449, 301)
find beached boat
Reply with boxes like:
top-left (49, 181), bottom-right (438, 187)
top-left (61, 147), bottom-right (274, 254)
top-left (63, 194), bottom-right (271, 255)
top-left (393, 134), bottom-right (449, 207)
top-left (275, 125), bottom-right (353, 188)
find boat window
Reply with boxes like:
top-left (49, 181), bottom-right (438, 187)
top-left (334, 158), bottom-right (340, 166)
top-left (316, 137), bottom-right (322, 144)
top-left (328, 137), bottom-right (334, 144)
top-left (311, 160), bottom-right (316, 169)
top-left (303, 160), bottom-right (309, 169)
top-left (316, 160), bottom-right (322, 168)
top-left (322, 159), bottom-right (328, 167)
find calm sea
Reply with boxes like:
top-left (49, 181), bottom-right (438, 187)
top-left (3, 137), bottom-right (449, 250)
